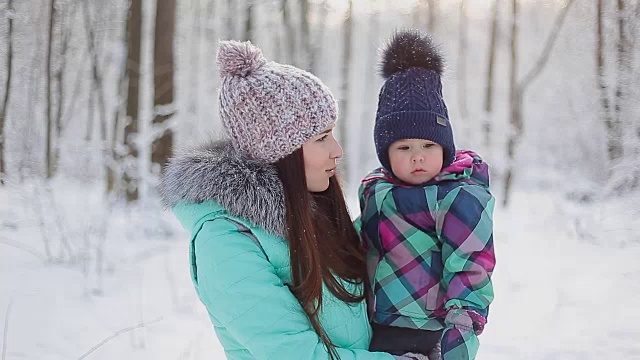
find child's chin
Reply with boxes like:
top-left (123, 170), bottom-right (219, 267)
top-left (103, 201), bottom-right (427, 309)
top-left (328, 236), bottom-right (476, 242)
top-left (402, 174), bottom-right (434, 185)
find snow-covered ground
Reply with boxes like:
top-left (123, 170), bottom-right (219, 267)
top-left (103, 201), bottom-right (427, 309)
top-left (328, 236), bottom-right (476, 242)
top-left (1, 179), bottom-right (639, 360)
top-left (481, 191), bottom-right (640, 360)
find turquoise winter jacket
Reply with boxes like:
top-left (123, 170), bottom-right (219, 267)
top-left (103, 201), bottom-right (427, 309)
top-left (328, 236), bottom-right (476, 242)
top-left (160, 141), bottom-right (394, 360)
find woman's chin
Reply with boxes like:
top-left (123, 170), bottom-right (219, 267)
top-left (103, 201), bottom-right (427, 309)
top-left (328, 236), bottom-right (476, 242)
top-left (307, 180), bottom-right (330, 193)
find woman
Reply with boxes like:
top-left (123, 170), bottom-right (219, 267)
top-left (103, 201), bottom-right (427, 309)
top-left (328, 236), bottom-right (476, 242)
top-left (160, 41), bottom-right (414, 359)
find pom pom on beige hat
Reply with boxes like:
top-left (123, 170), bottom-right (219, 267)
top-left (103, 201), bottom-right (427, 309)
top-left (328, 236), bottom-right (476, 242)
top-left (217, 40), bottom-right (338, 163)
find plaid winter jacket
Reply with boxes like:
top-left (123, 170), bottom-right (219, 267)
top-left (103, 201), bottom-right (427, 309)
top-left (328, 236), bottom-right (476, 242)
top-left (358, 150), bottom-right (496, 360)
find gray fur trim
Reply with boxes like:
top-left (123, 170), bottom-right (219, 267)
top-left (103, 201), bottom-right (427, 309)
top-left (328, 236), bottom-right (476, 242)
top-left (159, 140), bottom-right (286, 237)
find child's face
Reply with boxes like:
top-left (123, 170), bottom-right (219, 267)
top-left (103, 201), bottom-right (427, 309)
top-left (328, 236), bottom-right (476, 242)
top-left (388, 139), bottom-right (444, 185)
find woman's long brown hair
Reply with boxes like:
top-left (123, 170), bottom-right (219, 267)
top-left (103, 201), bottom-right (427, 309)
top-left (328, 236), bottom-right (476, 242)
top-left (275, 147), bottom-right (368, 360)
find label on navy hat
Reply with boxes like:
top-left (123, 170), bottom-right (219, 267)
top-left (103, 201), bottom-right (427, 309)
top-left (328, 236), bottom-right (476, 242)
top-left (437, 116), bottom-right (448, 126)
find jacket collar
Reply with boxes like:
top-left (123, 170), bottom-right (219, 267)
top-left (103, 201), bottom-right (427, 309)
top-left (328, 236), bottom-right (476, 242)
top-left (159, 140), bottom-right (286, 237)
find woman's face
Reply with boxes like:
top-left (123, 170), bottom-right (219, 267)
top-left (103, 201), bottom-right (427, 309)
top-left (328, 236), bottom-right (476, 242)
top-left (301, 126), bottom-right (343, 192)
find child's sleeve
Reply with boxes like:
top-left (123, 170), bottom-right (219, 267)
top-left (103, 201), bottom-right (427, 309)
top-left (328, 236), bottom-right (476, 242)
top-left (435, 185), bottom-right (496, 360)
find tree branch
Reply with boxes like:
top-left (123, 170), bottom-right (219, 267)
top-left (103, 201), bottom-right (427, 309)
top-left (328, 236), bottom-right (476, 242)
top-left (1, 297), bottom-right (13, 360)
top-left (75, 317), bottom-right (163, 360)
top-left (518, 0), bottom-right (575, 91)
top-left (0, 237), bottom-right (47, 263)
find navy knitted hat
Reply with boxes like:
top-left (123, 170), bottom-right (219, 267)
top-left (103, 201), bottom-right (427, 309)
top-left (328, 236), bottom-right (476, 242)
top-left (374, 30), bottom-right (455, 171)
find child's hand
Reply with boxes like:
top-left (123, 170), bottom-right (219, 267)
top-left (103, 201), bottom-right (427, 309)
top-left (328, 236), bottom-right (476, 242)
top-left (401, 345), bottom-right (442, 360)
top-left (395, 352), bottom-right (430, 360)
top-left (427, 341), bottom-right (442, 360)
top-left (440, 325), bottom-right (479, 360)
top-left (445, 307), bottom-right (486, 335)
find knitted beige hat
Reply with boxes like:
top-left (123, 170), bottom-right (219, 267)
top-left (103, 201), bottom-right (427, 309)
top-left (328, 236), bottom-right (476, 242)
top-left (216, 40), bottom-right (338, 163)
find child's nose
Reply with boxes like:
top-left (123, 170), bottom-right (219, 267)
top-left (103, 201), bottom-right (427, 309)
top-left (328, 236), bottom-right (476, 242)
top-left (412, 154), bottom-right (425, 163)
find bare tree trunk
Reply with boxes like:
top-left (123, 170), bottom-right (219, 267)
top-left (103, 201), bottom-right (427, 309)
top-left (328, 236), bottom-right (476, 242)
top-left (483, 0), bottom-right (499, 148)
top-left (46, 0), bottom-right (56, 179)
top-left (634, 0), bottom-right (640, 53)
top-left (86, 85), bottom-right (95, 141)
top-left (106, 81), bottom-right (123, 194)
top-left (53, 3), bottom-right (76, 176)
top-left (413, 0), bottom-right (424, 28)
top-left (83, 1), bottom-right (108, 162)
top-left (309, 0), bottom-right (328, 74)
top-left (205, 0), bottom-right (216, 42)
top-left (25, 32), bottom-right (44, 180)
top-left (457, 0), bottom-right (469, 121)
top-left (244, 0), bottom-right (253, 42)
top-left (54, 48), bottom-right (66, 173)
top-left (189, 0), bottom-right (201, 115)
top-left (300, 0), bottom-right (311, 71)
top-left (503, 0), bottom-right (519, 207)
top-left (280, 0), bottom-right (296, 65)
top-left (339, 0), bottom-right (352, 185)
top-left (635, 1), bottom-right (640, 148)
top-left (268, 2), bottom-right (281, 62)
top-left (610, 0), bottom-right (639, 191)
top-left (427, 0), bottom-right (439, 33)
top-left (359, 2), bottom-right (380, 181)
top-left (107, 4), bottom-right (127, 195)
top-left (597, 0), bottom-right (620, 164)
top-left (615, 0), bottom-right (626, 126)
top-left (225, 1), bottom-right (234, 39)
top-left (0, 0), bottom-right (14, 184)
top-left (59, 45), bottom-right (87, 135)
top-left (614, 0), bottom-right (630, 158)
top-left (205, 0), bottom-right (217, 118)
top-left (361, 3), bottom-right (380, 112)
top-left (151, 0), bottom-right (176, 173)
top-left (121, 0), bottom-right (142, 201)
top-left (504, 0), bottom-right (575, 206)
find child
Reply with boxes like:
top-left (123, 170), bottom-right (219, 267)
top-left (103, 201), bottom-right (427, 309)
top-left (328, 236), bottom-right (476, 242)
top-left (359, 30), bottom-right (496, 360)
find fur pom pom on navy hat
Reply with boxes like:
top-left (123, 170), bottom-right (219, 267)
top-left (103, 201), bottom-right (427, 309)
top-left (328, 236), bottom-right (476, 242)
top-left (374, 29), bottom-right (455, 171)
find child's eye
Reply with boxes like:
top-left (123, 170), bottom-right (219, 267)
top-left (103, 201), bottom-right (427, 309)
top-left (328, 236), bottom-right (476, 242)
top-left (397, 146), bottom-right (410, 151)
top-left (423, 143), bottom-right (435, 148)
top-left (317, 134), bottom-right (328, 142)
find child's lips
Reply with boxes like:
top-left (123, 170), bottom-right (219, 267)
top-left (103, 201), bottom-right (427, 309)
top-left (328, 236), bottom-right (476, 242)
top-left (411, 169), bottom-right (426, 174)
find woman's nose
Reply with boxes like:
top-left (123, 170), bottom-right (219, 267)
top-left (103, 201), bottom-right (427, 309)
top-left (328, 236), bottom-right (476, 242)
top-left (332, 138), bottom-right (343, 159)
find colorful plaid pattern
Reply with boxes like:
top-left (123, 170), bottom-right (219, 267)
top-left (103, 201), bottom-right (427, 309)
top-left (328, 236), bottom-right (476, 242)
top-left (359, 150), bottom-right (496, 360)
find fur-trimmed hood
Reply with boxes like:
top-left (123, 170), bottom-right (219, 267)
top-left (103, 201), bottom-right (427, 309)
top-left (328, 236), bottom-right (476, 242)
top-left (159, 140), bottom-right (286, 237)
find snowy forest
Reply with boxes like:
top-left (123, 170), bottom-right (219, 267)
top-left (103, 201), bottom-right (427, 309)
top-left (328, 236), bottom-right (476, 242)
top-left (1, 0), bottom-right (639, 359)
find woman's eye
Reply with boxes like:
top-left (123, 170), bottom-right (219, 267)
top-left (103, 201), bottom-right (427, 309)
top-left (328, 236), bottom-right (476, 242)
top-left (317, 135), bottom-right (328, 142)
